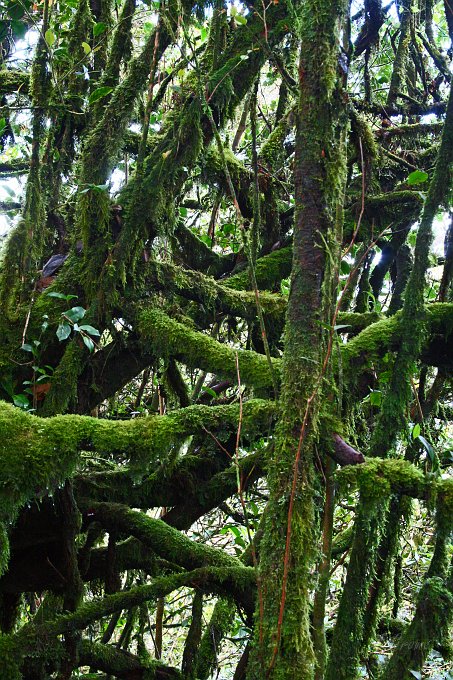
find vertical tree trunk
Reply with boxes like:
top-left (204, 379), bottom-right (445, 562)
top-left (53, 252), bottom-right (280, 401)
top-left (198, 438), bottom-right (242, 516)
top-left (247, 1), bottom-right (348, 677)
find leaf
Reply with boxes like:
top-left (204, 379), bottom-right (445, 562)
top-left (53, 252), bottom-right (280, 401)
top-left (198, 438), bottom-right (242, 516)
top-left (0, 117), bottom-right (6, 134)
top-left (81, 41), bottom-right (91, 55)
top-left (162, 150), bottom-right (171, 159)
top-left (82, 335), bottom-right (95, 352)
top-left (64, 306), bottom-right (86, 323)
top-left (407, 170), bottom-right (428, 185)
top-left (370, 391), bottom-right (382, 407)
top-left (78, 324), bottom-right (100, 337)
top-left (93, 22), bottom-right (107, 36)
top-left (56, 323), bottom-right (72, 342)
top-left (88, 86), bottom-right (113, 105)
top-left (235, 14), bottom-right (247, 24)
top-left (418, 436), bottom-right (434, 461)
top-left (21, 344), bottom-right (33, 353)
top-left (334, 324), bottom-right (351, 331)
top-left (340, 259), bottom-right (351, 274)
top-left (46, 291), bottom-right (78, 300)
top-left (45, 28), bottom-right (56, 47)
top-left (13, 394), bottom-right (30, 409)
top-left (412, 423), bottom-right (421, 439)
top-left (408, 671), bottom-right (422, 680)
top-left (202, 387), bottom-right (218, 398)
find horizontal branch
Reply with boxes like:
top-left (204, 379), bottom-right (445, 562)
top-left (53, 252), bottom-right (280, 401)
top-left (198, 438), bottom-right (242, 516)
top-left (138, 308), bottom-right (281, 389)
top-left (343, 303), bottom-right (453, 370)
top-left (0, 159), bottom-right (29, 175)
top-left (143, 258), bottom-right (286, 321)
top-left (8, 566), bottom-right (255, 669)
top-left (75, 451), bottom-right (264, 526)
top-left (79, 640), bottom-right (182, 679)
top-left (0, 69), bottom-right (29, 96)
top-left (78, 500), bottom-right (244, 573)
top-left (0, 399), bottom-right (274, 536)
top-left (337, 457), bottom-right (453, 510)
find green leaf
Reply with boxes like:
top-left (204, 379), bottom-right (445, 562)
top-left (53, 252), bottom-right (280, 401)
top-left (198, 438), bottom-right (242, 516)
top-left (88, 86), bottom-right (113, 105)
top-left (370, 391), bottom-right (382, 407)
top-left (13, 394), bottom-right (30, 409)
top-left (340, 259), bottom-right (351, 274)
top-left (407, 170), bottom-right (428, 185)
top-left (45, 28), bottom-right (56, 47)
top-left (93, 22), bottom-right (107, 36)
top-left (202, 387), bottom-right (218, 398)
top-left (46, 291), bottom-right (78, 301)
top-left (418, 436), bottom-right (434, 461)
top-left (0, 118), bottom-right (6, 134)
top-left (78, 324), bottom-right (100, 337)
top-left (412, 423), bottom-right (421, 439)
top-left (64, 306), bottom-right (86, 323)
top-left (56, 322), bottom-right (71, 341)
top-left (81, 41), bottom-right (91, 55)
top-left (53, 46), bottom-right (69, 60)
top-left (82, 335), bottom-right (95, 352)
top-left (8, 3), bottom-right (24, 21)
top-left (235, 14), bottom-right (247, 25)
top-left (21, 344), bottom-right (33, 353)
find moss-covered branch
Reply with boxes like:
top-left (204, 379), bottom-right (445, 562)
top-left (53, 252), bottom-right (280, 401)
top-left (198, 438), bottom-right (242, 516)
top-left (142, 258), bottom-right (286, 321)
top-left (336, 458), bottom-right (453, 503)
top-left (342, 303), bottom-right (453, 370)
top-left (79, 639), bottom-right (182, 679)
top-left (0, 69), bottom-right (29, 96)
top-left (0, 399), bottom-right (273, 572)
top-left (75, 451), bottom-right (264, 527)
top-left (0, 566), bottom-right (255, 676)
top-left (138, 308), bottom-right (281, 390)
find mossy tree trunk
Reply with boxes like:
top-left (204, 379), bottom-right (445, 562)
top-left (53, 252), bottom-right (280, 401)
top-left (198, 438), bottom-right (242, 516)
top-left (247, 0), bottom-right (348, 676)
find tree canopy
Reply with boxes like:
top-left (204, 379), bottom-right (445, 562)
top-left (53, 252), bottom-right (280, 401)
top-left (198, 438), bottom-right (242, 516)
top-left (0, 0), bottom-right (451, 678)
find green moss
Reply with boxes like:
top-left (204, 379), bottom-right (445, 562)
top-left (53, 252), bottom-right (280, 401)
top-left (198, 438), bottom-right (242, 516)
top-left (139, 308), bottom-right (280, 390)
top-left (194, 598), bottom-right (235, 680)
top-left (380, 577), bottom-right (453, 680)
top-left (0, 69), bottom-right (29, 96)
top-left (336, 458), bottom-right (427, 499)
top-left (0, 635), bottom-right (21, 680)
top-left (260, 117), bottom-right (289, 170)
top-left (0, 398), bottom-right (273, 562)
top-left (224, 246), bottom-right (293, 291)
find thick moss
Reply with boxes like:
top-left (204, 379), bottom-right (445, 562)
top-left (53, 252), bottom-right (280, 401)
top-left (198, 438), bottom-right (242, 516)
top-left (224, 246), bottom-right (293, 291)
top-left (139, 308), bottom-right (280, 390)
top-left (0, 398), bottom-right (273, 572)
top-left (336, 458), bottom-right (427, 499)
